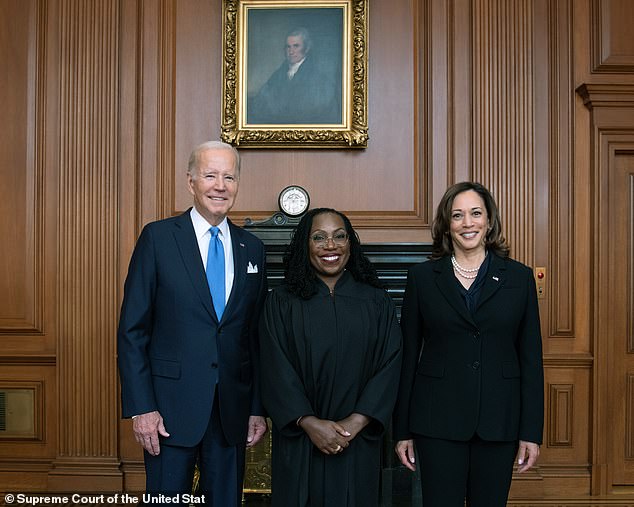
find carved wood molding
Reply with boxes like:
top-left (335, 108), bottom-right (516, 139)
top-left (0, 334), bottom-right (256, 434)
top-left (414, 0), bottom-right (431, 225)
top-left (472, 0), bottom-right (534, 267)
top-left (581, 126), bottom-right (634, 494)
top-left (548, 383), bottom-right (574, 447)
top-left (0, 0), bottom-right (45, 336)
top-left (577, 83), bottom-right (634, 109)
top-left (591, 0), bottom-right (634, 74)
top-left (234, 210), bottom-right (428, 229)
top-left (156, 0), bottom-right (176, 218)
top-left (628, 375), bottom-right (634, 459)
top-left (543, 354), bottom-right (594, 368)
top-left (53, 0), bottom-right (120, 466)
top-left (548, 0), bottom-right (575, 338)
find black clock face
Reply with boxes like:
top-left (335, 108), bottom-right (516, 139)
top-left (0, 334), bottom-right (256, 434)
top-left (279, 186), bottom-right (309, 217)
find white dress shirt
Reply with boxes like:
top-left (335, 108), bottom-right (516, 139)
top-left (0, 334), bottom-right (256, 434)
top-left (287, 57), bottom-right (306, 80)
top-left (190, 207), bottom-right (234, 304)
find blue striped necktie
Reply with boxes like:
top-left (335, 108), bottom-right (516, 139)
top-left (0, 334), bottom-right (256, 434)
top-left (206, 226), bottom-right (225, 319)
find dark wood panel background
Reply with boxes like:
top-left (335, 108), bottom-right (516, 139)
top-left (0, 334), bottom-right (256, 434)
top-left (1, 0), bottom-right (634, 503)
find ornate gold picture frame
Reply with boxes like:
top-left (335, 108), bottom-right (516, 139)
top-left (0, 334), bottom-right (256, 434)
top-left (221, 0), bottom-right (368, 148)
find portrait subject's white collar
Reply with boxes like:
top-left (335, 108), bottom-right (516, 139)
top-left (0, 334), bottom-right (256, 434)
top-left (287, 57), bottom-right (306, 79)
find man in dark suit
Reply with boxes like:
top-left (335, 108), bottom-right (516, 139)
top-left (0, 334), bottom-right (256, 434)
top-left (117, 141), bottom-right (268, 505)
top-left (247, 27), bottom-right (341, 125)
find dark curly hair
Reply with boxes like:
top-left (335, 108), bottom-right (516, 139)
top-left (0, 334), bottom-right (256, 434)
top-left (284, 208), bottom-right (382, 299)
top-left (431, 181), bottom-right (510, 260)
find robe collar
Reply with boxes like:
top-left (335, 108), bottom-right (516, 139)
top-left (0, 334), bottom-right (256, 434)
top-left (314, 269), bottom-right (353, 296)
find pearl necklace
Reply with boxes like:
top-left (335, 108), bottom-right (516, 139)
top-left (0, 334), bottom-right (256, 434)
top-left (451, 255), bottom-right (483, 279)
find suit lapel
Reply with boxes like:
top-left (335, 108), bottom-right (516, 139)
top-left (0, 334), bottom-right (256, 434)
top-left (172, 211), bottom-right (216, 321)
top-left (434, 256), bottom-right (477, 327)
top-left (223, 220), bottom-right (247, 321)
top-left (476, 253), bottom-right (507, 310)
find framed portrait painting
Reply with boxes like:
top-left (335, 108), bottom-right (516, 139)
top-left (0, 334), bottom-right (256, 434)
top-left (220, 0), bottom-right (369, 148)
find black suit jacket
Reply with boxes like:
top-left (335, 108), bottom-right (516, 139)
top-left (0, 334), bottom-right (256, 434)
top-left (393, 253), bottom-right (544, 444)
top-left (117, 210), bottom-right (267, 447)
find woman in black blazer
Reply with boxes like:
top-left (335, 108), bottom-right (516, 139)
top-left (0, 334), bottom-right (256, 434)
top-left (393, 182), bottom-right (544, 507)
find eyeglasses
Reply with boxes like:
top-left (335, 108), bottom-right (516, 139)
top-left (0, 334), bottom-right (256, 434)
top-left (310, 232), bottom-right (349, 248)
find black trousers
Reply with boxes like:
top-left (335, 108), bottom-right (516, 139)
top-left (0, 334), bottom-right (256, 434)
top-left (414, 434), bottom-right (518, 507)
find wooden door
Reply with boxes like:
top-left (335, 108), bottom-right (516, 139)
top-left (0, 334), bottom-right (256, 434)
top-left (609, 149), bottom-right (634, 486)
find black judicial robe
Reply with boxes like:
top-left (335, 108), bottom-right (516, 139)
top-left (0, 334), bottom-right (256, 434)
top-left (259, 271), bottom-right (402, 507)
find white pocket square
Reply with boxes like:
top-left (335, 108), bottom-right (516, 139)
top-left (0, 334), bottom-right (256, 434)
top-left (247, 262), bottom-right (258, 274)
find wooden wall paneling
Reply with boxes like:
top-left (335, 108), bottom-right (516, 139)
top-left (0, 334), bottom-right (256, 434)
top-left (136, 0), bottom-right (163, 227)
top-left (451, 0), bottom-right (473, 185)
top-left (546, 0), bottom-right (577, 341)
top-left (549, 383), bottom-right (574, 448)
top-left (627, 375), bottom-right (634, 461)
top-left (531, 0), bottom-right (549, 283)
top-left (510, 361), bottom-right (592, 499)
top-left (472, 0), bottom-right (535, 267)
top-left (155, 0), bottom-right (423, 242)
top-left (530, 0), bottom-right (550, 355)
top-left (0, 365), bottom-right (56, 491)
top-left (174, 0), bottom-right (223, 183)
top-left (47, 0), bottom-right (122, 491)
top-left (0, 0), bottom-right (49, 347)
top-left (591, 0), bottom-right (634, 74)
top-left (0, 0), bottom-right (40, 336)
top-left (118, 0), bottom-right (145, 490)
top-left (138, 0), bottom-right (178, 225)
top-left (157, 0), bottom-right (177, 219)
top-left (569, 0), bottom-right (594, 407)
top-left (540, 358), bottom-right (592, 466)
top-left (586, 91), bottom-right (611, 495)
top-left (414, 0), bottom-right (431, 226)
top-left (0, 0), bottom-right (59, 491)
top-left (577, 84), bottom-right (634, 495)
top-left (428, 0), bottom-right (449, 214)
top-left (607, 145), bottom-right (634, 488)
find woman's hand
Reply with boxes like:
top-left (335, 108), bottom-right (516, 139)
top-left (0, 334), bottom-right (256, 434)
top-left (299, 416), bottom-right (351, 455)
top-left (337, 413), bottom-right (370, 440)
top-left (516, 440), bottom-right (540, 473)
top-left (395, 439), bottom-right (416, 471)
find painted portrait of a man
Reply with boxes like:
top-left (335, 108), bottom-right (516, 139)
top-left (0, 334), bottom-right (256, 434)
top-left (246, 9), bottom-right (344, 126)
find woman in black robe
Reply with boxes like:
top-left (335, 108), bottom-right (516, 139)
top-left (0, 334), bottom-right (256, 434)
top-left (259, 208), bottom-right (402, 507)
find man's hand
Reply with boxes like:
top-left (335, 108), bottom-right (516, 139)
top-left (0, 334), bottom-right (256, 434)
top-left (299, 416), bottom-right (351, 455)
top-left (246, 416), bottom-right (268, 448)
top-left (395, 439), bottom-right (416, 472)
top-left (516, 440), bottom-right (540, 473)
top-left (133, 411), bottom-right (170, 456)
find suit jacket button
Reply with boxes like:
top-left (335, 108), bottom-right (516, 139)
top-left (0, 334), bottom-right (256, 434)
top-left (472, 361), bottom-right (480, 370)
top-left (211, 362), bottom-right (218, 369)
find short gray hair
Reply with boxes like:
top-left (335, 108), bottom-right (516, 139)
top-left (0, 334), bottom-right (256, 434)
top-left (187, 141), bottom-right (240, 178)
top-left (287, 27), bottom-right (312, 53)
